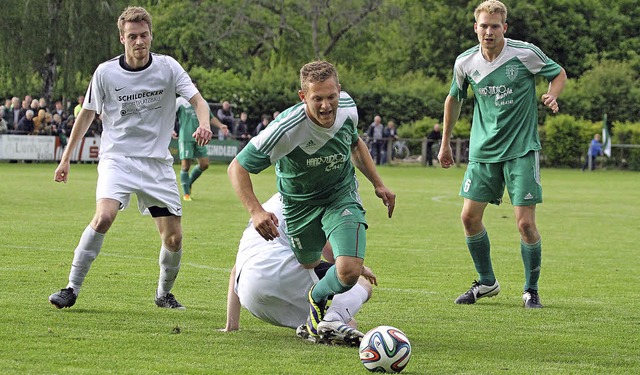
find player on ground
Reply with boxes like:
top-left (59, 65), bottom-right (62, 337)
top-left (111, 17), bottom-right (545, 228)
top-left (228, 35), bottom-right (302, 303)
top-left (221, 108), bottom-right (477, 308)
top-left (48, 6), bottom-right (213, 310)
top-left (223, 193), bottom-right (376, 346)
top-left (227, 60), bottom-right (395, 338)
top-left (175, 84), bottom-right (228, 201)
top-left (438, 0), bottom-right (567, 308)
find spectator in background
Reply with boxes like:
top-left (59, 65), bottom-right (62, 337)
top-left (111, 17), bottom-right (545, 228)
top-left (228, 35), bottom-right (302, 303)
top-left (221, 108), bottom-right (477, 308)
top-left (86, 113), bottom-right (103, 137)
top-left (39, 98), bottom-right (49, 113)
top-left (33, 109), bottom-right (47, 134)
top-left (367, 115), bottom-right (385, 165)
top-left (235, 111), bottom-right (252, 150)
top-left (16, 110), bottom-right (35, 134)
top-left (2, 99), bottom-right (12, 125)
top-left (39, 112), bottom-right (56, 135)
top-left (73, 95), bottom-right (84, 117)
top-left (383, 120), bottom-right (399, 164)
top-left (581, 133), bottom-right (603, 172)
top-left (273, 111), bottom-right (281, 121)
top-left (426, 123), bottom-right (442, 166)
top-left (0, 107), bottom-right (8, 134)
top-left (11, 97), bottom-right (22, 129)
top-left (217, 101), bottom-right (234, 136)
top-left (52, 100), bottom-right (68, 123)
top-left (30, 99), bottom-right (41, 115)
top-left (253, 114), bottom-right (269, 136)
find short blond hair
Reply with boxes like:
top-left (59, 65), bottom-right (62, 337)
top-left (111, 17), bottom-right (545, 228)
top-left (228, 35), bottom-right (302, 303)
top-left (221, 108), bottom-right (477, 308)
top-left (299, 61), bottom-right (339, 92)
top-left (117, 6), bottom-right (152, 35)
top-left (474, 0), bottom-right (508, 23)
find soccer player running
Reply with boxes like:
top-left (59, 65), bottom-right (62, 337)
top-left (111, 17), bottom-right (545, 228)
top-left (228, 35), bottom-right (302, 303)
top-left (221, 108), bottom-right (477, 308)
top-left (223, 193), bottom-right (377, 346)
top-left (175, 85), bottom-right (228, 201)
top-left (49, 6), bottom-right (213, 310)
top-left (227, 60), bottom-right (395, 338)
top-left (438, 0), bottom-right (566, 308)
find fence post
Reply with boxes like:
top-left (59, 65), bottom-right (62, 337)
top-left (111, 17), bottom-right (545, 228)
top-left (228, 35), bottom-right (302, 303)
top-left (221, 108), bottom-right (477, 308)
top-left (455, 138), bottom-right (462, 167)
top-left (421, 138), bottom-right (428, 166)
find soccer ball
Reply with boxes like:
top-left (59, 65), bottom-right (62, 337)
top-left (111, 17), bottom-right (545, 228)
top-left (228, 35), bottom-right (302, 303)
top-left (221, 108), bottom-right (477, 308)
top-left (358, 326), bottom-right (411, 373)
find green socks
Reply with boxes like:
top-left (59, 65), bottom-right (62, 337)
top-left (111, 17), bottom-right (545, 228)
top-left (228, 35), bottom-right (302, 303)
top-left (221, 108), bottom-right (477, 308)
top-left (466, 229), bottom-right (496, 285)
top-left (521, 239), bottom-right (542, 291)
top-left (311, 265), bottom-right (353, 302)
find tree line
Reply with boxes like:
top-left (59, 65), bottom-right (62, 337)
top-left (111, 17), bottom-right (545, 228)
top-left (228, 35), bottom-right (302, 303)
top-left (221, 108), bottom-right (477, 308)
top-left (1, 0), bottom-right (638, 129)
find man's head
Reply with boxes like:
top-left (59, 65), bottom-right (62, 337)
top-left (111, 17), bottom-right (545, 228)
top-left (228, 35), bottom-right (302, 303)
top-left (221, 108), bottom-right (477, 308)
top-left (387, 120), bottom-right (395, 129)
top-left (594, 134), bottom-right (601, 141)
top-left (26, 110), bottom-right (34, 120)
top-left (474, 0), bottom-right (508, 54)
top-left (373, 115), bottom-right (382, 125)
top-left (298, 61), bottom-right (341, 128)
top-left (222, 101), bottom-right (231, 111)
top-left (434, 123), bottom-right (441, 132)
top-left (118, 7), bottom-right (153, 68)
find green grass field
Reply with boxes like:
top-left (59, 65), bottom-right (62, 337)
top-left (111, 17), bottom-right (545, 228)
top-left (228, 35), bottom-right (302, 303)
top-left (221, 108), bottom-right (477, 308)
top-left (0, 162), bottom-right (638, 374)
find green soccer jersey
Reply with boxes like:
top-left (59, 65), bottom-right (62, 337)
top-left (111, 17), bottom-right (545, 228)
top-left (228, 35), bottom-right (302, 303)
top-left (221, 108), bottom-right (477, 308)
top-left (449, 38), bottom-right (562, 162)
top-left (235, 92), bottom-right (360, 204)
top-left (176, 96), bottom-right (212, 142)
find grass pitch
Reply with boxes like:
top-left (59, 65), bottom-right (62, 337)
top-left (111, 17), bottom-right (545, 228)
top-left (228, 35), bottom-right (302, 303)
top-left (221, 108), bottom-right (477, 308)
top-left (0, 162), bottom-right (638, 374)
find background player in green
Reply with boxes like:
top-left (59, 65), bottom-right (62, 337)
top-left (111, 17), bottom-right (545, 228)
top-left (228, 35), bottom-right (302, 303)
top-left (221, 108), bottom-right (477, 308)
top-left (174, 83), bottom-right (228, 201)
top-left (438, 0), bottom-right (567, 308)
top-left (227, 60), bottom-right (395, 337)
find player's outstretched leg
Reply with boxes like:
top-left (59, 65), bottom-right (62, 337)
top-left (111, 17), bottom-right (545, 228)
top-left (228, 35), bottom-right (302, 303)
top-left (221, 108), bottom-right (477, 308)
top-left (455, 280), bottom-right (500, 304)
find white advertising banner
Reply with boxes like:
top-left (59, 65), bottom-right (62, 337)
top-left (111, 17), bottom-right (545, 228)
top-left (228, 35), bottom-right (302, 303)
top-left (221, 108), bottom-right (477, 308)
top-left (0, 135), bottom-right (55, 160)
top-left (0, 135), bottom-right (101, 161)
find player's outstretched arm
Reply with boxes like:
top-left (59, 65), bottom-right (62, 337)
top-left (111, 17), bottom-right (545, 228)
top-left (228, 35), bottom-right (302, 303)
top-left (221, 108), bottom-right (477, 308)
top-left (351, 138), bottom-right (396, 218)
top-left (54, 108), bottom-right (96, 183)
top-left (222, 265), bottom-right (241, 332)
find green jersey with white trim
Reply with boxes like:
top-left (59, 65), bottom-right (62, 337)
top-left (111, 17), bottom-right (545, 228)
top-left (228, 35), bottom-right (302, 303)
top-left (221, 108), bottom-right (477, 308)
top-left (449, 38), bottom-right (562, 162)
top-left (235, 92), bottom-right (360, 204)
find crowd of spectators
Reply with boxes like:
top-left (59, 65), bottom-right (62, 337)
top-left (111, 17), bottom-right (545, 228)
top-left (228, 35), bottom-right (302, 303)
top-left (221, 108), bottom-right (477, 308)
top-left (0, 95), bottom-right (102, 140)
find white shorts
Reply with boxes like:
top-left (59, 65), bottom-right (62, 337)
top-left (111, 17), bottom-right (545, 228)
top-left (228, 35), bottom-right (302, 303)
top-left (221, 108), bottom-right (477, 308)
top-left (236, 247), bottom-right (318, 329)
top-left (96, 155), bottom-right (182, 216)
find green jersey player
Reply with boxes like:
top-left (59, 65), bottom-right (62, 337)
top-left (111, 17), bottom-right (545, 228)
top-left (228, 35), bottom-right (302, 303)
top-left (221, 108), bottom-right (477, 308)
top-left (439, 0), bottom-right (567, 309)
top-left (227, 60), bottom-right (395, 338)
top-left (175, 88), bottom-right (227, 201)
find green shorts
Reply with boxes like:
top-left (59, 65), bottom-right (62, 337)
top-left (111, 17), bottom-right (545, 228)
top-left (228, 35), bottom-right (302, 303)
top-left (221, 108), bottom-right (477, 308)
top-left (179, 141), bottom-right (208, 160)
top-left (460, 150), bottom-right (542, 206)
top-left (283, 192), bottom-right (368, 265)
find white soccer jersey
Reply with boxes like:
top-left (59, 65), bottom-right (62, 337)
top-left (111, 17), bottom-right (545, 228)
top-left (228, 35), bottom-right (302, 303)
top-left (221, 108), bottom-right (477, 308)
top-left (83, 53), bottom-right (198, 162)
top-left (234, 193), bottom-right (318, 328)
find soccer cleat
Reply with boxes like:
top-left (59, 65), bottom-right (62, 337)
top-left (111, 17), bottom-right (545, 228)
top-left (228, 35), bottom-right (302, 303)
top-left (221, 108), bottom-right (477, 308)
top-left (155, 292), bottom-right (186, 309)
top-left (317, 320), bottom-right (364, 347)
top-left (455, 279), bottom-right (500, 304)
top-left (183, 194), bottom-right (192, 201)
top-left (522, 288), bottom-right (543, 308)
top-left (306, 287), bottom-right (330, 336)
top-left (49, 287), bottom-right (77, 309)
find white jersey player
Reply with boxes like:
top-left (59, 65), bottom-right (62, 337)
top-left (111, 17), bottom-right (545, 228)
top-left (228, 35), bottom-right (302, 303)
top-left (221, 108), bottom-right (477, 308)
top-left (49, 6), bottom-right (213, 310)
top-left (224, 193), bottom-right (376, 345)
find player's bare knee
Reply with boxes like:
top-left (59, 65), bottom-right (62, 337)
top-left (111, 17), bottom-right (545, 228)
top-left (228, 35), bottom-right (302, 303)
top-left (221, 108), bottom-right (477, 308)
top-left (163, 232), bottom-right (182, 251)
top-left (337, 267), bottom-right (360, 287)
top-left (517, 219), bottom-right (538, 241)
top-left (91, 212), bottom-right (115, 233)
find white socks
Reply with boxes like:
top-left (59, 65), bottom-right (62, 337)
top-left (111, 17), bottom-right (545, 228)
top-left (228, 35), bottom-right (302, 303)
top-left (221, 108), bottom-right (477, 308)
top-left (157, 246), bottom-right (182, 297)
top-left (324, 282), bottom-right (369, 323)
top-left (67, 225), bottom-right (105, 294)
